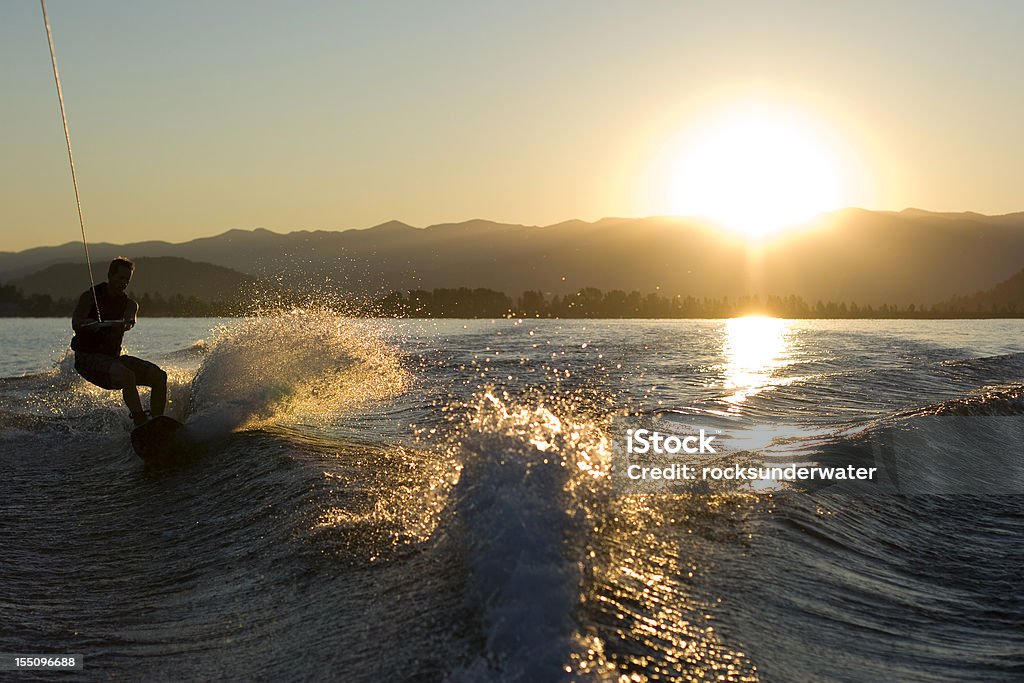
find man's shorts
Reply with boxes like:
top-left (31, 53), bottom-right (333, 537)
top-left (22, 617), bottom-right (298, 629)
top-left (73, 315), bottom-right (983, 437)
top-left (74, 352), bottom-right (165, 391)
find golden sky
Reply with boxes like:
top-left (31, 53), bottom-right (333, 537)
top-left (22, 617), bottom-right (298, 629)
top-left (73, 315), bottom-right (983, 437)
top-left (3, 1), bottom-right (1023, 251)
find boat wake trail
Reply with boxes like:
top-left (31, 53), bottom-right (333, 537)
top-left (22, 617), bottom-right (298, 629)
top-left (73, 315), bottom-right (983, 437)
top-left (443, 391), bottom-right (613, 682)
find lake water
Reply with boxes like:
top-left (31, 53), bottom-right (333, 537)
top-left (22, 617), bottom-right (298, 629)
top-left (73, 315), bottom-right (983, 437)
top-left (1, 315), bottom-right (1022, 681)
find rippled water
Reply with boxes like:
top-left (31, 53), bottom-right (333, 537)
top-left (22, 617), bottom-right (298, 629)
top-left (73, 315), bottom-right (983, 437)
top-left (1, 316), bottom-right (1022, 681)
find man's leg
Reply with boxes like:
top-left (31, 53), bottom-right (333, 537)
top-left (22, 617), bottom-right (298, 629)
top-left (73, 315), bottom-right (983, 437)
top-left (75, 352), bottom-right (146, 424)
top-left (108, 363), bottom-right (146, 424)
top-left (150, 373), bottom-right (167, 417)
top-left (122, 385), bottom-right (145, 421)
top-left (120, 357), bottom-right (167, 418)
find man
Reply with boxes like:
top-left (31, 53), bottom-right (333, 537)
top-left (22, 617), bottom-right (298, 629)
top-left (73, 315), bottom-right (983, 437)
top-left (71, 257), bottom-right (167, 426)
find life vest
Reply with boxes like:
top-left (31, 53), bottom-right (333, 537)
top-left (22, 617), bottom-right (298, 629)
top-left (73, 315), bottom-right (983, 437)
top-left (70, 282), bottom-right (129, 357)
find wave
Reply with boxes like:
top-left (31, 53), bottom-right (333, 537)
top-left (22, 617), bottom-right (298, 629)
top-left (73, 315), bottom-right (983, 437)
top-left (766, 385), bottom-right (1024, 495)
top-left (162, 338), bottom-right (210, 361)
top-left (940, 351), bottom-right (1024, 377)
top-left (912, 384), bottom-right (1024, 416)
top-left (644, 383), bottom-right (1024, 497)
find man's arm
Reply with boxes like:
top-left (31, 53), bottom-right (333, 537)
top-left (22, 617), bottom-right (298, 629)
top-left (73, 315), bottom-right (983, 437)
top-left (71, 291), bottom-right (96, 332)
top-left (124, 299), bottom-right (139, 331)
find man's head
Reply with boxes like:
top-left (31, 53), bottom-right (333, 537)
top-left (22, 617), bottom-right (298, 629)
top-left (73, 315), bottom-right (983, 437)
top-left (107, 257), bottom-right (135, 292)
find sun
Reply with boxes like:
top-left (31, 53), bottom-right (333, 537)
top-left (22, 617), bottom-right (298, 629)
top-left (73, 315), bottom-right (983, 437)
top-left (666, 104), bottom-right (847, 238)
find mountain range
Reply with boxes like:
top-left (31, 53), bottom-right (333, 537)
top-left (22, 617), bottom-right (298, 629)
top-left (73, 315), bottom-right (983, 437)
top-left (3, 209), bottom-right (1023, 306)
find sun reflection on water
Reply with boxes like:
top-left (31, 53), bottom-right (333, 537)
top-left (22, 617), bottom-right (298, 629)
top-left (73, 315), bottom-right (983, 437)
top-left (723, 316), bottom-right (791, 408)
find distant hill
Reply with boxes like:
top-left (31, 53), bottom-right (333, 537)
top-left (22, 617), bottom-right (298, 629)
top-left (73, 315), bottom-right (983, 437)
top-left (935, 267), bottom-right (1024, 315)
top-left (8, 257), bottom-right (260, 302)
top-left (2, 210), bottom-right (1023, 306)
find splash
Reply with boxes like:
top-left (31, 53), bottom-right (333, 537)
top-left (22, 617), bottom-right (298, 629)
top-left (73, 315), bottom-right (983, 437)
top-left (187, 309), bottom-right (409, 438)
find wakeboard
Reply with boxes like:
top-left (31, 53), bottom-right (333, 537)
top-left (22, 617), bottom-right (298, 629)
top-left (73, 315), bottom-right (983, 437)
top-left (130, 416), bottom-right (192, 460)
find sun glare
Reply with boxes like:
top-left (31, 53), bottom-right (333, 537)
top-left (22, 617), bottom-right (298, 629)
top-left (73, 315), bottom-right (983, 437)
top-left (666, 104), bottom-right (847, 238)
top-left (723, 315), bottom-right (790, 406)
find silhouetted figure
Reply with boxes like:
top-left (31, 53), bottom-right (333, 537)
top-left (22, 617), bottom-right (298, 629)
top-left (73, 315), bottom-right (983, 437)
top-left (71, 257), bottom-right (167, 426)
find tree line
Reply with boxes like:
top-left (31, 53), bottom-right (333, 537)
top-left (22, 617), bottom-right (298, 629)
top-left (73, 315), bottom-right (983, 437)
top-left (0, 282), bottom-right (1019, 319)
top-left (0, 285), bottom-right (236, 317)
top-left (376, 288), bottom-right (1022, 318)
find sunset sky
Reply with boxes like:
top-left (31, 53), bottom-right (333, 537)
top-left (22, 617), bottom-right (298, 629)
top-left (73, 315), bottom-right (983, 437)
top-left (3, 1), bottom-right (1023, 251)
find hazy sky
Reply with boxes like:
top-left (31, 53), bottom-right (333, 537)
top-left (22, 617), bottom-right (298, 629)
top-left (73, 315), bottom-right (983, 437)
top-left (3, 0), bottom-right (1023, 251)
